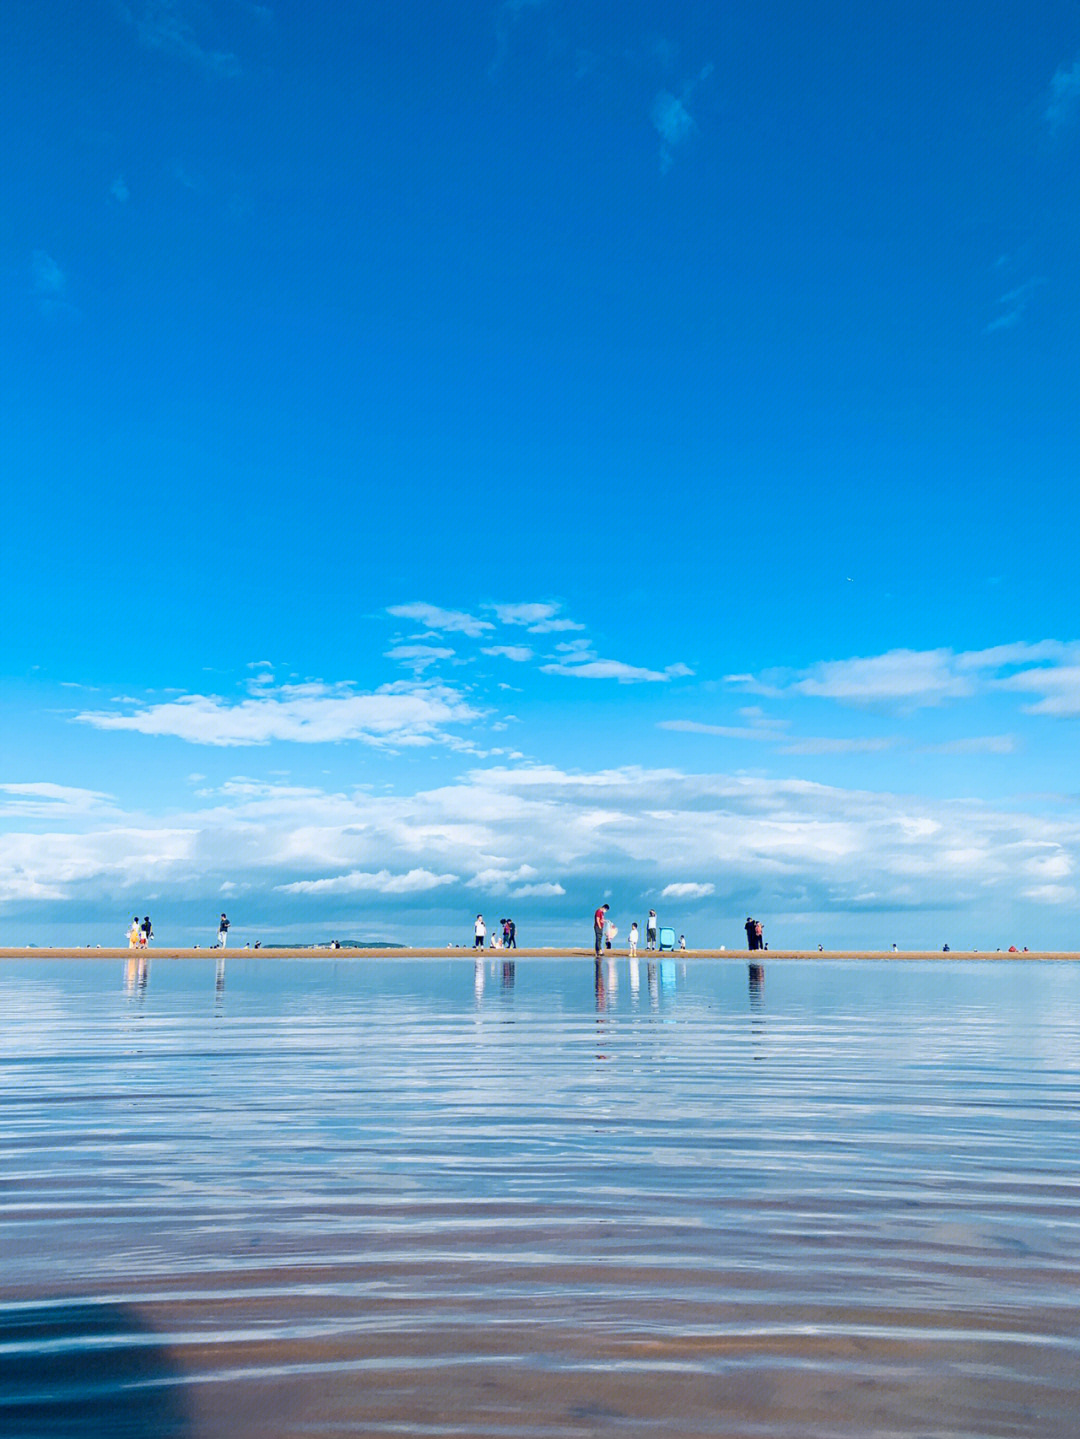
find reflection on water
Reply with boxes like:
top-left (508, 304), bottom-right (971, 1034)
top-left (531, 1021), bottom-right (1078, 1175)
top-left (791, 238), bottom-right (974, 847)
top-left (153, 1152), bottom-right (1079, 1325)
top-left (0, 1301), bottom-right (190, 1438)
top-left (748, 960), bottom-right (765, 1004)
top-left (124, 952), bottom-right (150, 997)
top-left (4, 956), bottom-right (1080, 1439)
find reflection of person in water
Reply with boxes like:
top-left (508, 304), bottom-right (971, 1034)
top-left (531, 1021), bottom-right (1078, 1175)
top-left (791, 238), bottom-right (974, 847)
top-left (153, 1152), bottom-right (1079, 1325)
top-left (748, 962), bottom-right (764, 1000)
top-left (594, 958), bottom-right (606, 1010)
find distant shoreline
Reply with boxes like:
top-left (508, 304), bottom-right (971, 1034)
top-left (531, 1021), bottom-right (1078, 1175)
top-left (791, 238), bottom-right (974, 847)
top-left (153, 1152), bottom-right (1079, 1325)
top-left (0, 947), bottom-right (1074, 961)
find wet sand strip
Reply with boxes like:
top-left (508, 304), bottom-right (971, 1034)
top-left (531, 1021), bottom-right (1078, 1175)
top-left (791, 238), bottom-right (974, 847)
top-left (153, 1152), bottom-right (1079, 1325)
top-left (1, 946), bottom-right (1077, 960)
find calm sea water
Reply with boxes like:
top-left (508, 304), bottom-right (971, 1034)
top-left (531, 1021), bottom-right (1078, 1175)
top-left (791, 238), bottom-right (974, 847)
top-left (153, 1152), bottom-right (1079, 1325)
top-left (2, 956), bottom-right (1079, 1438)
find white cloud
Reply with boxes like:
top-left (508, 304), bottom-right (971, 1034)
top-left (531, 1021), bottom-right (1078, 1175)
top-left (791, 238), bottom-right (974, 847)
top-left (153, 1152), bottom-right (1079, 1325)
top-left (661, 882), bottom-right (715, 900)
top-left (276, 868), bottom-right (458, 895)
top-left (111, 175), bottom-right (130, 202)
top-left (0, 827), bottom-right (197, 903)
top-left (1022, 884), bottom-right (1076, 904)
top-left (4, 762), bottom-right (1080, 927)
top-left (387, 603), bottom-right (494, 637)
top-left (793, 649), bottom-right (974, 706)
top-left (74, 680), bottom-right (482, 747)
top-left (467, 863), bottom-right (543, 894)
top-left (482, 645), bottom-right (534, 662)
top-left (997, 664), bottom-right (1080, 717)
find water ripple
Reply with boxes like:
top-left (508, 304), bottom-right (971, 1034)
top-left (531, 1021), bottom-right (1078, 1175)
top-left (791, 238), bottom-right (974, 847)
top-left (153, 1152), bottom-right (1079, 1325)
top-left (2, 957), bottom-right (1079, 1437)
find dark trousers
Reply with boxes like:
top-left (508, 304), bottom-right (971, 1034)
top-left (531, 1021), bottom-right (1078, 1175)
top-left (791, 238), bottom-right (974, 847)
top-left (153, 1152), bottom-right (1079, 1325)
top-left (594, 925), bottom-right (603, 957)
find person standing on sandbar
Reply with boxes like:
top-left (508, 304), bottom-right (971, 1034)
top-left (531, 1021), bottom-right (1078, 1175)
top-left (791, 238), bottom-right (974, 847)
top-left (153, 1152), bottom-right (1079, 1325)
top-left (218, 913), bottom-right (230, 948)
top-left (593, 902), bottom-right (610, 958)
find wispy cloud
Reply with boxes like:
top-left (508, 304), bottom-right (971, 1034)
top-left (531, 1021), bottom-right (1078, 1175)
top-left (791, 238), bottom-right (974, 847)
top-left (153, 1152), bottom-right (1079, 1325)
top-left (660, 718), bottom-right (899, 755)
top-left (651, 62), bottom-right (713, 173)
top-left (482, 645), bottom-right (534, 662)
top-left (542, 655), bottom-right (678, 683)
top-left (387, 602), bottom-right (494, 637)
top-left (726, 640), bottom-right (1080, 719)
top-left (923, 735), bottom-right (1016, 755)
top-left (1045, 57), bottom-right (1080, 133)
top-left (0, 783), bottom-right (116, 819)
top-left (385, 644), bottom-right (456, 672)
top-left (779, 736), bottom-right (899, 755)
top-left (31, 250), bottom-right (75, 319)
top-left (488, 0), bottom-right (547, 81)
top-left (121, 1), bottom-right (242, 78)
top-left (985, 278), bottom-right (1044, 334)
top-left (489, 601), bottom-right (584, 633)
top-left (659, 719), bottom-right (781, 741)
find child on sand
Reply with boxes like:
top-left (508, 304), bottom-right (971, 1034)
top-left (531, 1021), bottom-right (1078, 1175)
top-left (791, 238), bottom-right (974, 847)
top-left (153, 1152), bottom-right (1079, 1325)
top-left (628, 922), bottom-right (639, 957)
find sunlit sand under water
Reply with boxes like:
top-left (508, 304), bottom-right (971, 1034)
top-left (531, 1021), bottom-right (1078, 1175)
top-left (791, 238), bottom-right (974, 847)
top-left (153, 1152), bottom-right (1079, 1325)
top-left (2, 956), bottom-right (1078, 1438)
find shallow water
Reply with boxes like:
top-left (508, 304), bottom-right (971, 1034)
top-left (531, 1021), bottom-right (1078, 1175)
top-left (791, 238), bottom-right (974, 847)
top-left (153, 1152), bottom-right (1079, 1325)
top-left (2, 956), bottom-right (1079, 1437)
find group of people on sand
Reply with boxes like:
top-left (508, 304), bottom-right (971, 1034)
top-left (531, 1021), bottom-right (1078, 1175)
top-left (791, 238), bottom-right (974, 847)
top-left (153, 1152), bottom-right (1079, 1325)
top-left (473, 915), bottom-right (517, 949)
top-left (744, 916), bottom-right (766, 951)
top-left (594, 905), bottom-right (685, 958)
top-left (127, 915), bottom-right (153, 948)
top-left (125, 912), bottom-right (233, 947)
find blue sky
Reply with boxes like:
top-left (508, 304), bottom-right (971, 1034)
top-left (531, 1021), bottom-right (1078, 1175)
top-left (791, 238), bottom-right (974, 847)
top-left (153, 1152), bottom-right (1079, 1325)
top-left (2, 1), bottom-right (1080, 948)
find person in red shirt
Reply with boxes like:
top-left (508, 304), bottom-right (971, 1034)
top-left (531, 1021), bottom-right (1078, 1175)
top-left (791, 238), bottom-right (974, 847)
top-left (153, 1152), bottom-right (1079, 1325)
top-left (593, 903), bottom-right (610, 958)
